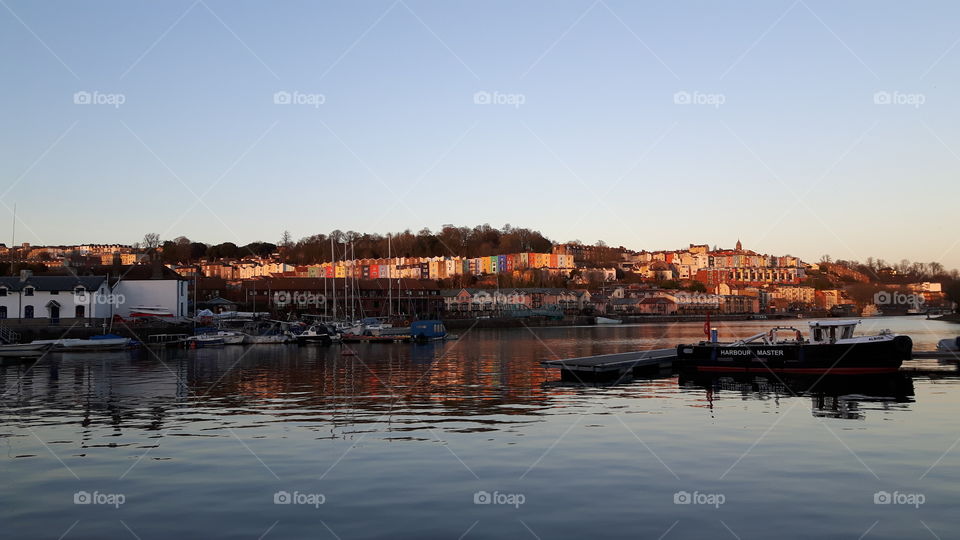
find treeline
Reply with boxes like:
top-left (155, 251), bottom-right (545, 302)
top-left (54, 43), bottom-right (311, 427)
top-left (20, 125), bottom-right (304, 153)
top-left (820, 255), bottom-right (960, 283)
top-left (149, 224), bottom-right (554, 265)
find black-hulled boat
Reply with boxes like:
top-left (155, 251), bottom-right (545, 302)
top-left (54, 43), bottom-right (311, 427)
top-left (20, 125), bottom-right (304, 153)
top-left (676, 320), bottom-right (912, 374)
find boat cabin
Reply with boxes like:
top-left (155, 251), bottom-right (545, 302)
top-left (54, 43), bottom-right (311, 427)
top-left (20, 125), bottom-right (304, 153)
top-left (808, 320), bottom-right (860, 344)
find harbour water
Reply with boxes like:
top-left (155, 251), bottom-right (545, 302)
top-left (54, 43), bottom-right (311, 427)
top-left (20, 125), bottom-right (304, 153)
top-left (2, 316), bottom-right (959, 539)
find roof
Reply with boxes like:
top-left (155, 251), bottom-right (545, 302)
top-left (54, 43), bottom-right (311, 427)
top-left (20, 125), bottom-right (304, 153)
top-left (640, 297), bottom-right (675, 304)
top-left (808, 319), bottom-right (861, 327)
top-left (0, 275), bottom-right (106, 292)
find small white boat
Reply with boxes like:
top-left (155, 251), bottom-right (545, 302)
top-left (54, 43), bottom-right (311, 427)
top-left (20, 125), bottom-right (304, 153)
top-left (215, 331), bottom-right (247, 345)
top-left (185, 334), bottom-right (225, 347)
top-left (0, 342), bottom-right (53, 358)
top-left (130, 306), bottom-right (174, 318)
top-left (595, 317), bottom-right (622, 325)
top-left (32, 336), bottom-right (131, 352)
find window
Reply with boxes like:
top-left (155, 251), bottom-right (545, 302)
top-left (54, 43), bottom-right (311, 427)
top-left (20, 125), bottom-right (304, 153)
top-left (0, 306), bottom-right (6, 319)
top-left (50, 290), bottom-right (59, 295)
top-left (24, 288), bottom-right (34, 297)
top-left (0, 288), bottom-right (5, 296)
top-left (75, 287), bottom-right (85, 295)
top-left (75, 305), bottom-right (85, 318)
top-left (24, 305), bottom-right (33, 318)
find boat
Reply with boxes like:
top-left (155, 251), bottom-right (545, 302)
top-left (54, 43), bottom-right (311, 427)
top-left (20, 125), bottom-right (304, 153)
top-left (676, 319), bottom-right (913, 374)
top-left (129, 306), bottom-right (175, 318)
top-left (0, 342), bottom-right (53, 358)
top-left (937, 337), bottom-right (960, 352)
top-left (409, 320), bottom-right (449, 342)
top-left (214, 331), bottom-right (247, 345)
top-left (295, 324), bottom-right (336, 345)
top-left (595, 317), bottom-right (622, 325)
top-left (32, 334), bottom-right (132, 351)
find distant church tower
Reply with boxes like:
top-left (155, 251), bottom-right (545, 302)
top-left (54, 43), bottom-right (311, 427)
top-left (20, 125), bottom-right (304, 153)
top-left (735, 239), bottom-right (742, 251)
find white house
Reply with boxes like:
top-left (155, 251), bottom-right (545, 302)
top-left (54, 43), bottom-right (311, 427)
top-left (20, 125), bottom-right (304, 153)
top-left (0, 273), bottom-right (111, 321)
top-left (108, 265), bottom-right (189, 318)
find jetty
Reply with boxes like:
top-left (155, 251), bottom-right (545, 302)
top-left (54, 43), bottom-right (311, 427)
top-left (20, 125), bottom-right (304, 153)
top-left (541, 348), bottom-right (677, 381)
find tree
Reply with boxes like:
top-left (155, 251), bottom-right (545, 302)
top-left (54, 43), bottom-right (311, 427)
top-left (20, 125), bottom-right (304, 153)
top-left (142, 233), bottom-right (161, 250)
top-left (279, 230), bottom-right (293, 248)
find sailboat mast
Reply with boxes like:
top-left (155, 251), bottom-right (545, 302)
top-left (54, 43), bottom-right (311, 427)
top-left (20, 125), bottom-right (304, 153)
top-left (388, 234), bottom-right (392, 319)
top-left (330, 236), bottom-right (337, 320)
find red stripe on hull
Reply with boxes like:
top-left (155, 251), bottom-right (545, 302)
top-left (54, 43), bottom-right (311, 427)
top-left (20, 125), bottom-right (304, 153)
top-left (696, 366), bottom-right (899, 374)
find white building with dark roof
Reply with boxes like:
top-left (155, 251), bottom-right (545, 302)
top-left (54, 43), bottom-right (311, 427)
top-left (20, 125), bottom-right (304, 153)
top-left (0, 273), bottom-right (110, 321)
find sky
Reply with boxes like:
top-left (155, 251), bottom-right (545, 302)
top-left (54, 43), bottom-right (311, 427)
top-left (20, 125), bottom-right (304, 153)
top-left (1, 0), bottom-right (958, 268)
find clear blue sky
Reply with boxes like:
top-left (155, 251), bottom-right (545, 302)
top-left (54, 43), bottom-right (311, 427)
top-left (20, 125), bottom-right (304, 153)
top-left (1, 0), bottom-right (958, 268)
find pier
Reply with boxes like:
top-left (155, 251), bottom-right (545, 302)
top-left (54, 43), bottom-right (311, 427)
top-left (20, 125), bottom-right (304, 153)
top-left (541, 348), bottom-right (677, 381)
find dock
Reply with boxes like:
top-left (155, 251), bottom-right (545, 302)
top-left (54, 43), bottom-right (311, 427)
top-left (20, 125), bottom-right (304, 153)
top-left (541, 348), bottom-right (677, 381)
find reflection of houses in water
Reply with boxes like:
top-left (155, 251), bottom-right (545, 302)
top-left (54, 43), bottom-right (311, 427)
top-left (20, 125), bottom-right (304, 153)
top-left (679, 373), bottom-right (916, 420)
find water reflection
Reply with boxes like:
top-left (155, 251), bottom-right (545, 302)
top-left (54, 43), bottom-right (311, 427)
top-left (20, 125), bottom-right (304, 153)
top-left (679, 372), bottom-right (916, 420)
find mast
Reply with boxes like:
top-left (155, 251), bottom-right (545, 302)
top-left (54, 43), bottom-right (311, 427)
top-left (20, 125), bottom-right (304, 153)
top-left (331, 236), bottom-right (337, 321)
top-left (388, 234), bottom-right (392, 319)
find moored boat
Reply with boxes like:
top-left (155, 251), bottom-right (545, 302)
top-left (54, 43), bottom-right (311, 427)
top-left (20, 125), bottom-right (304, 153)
top-left (0, 342), bottom-right (53, 358)
top-left (595, 317), bottom-right (622, 325)
top-left (677, 320), bottom-right (912, 374)
top-left (32, 334), bottom-right (132, 352)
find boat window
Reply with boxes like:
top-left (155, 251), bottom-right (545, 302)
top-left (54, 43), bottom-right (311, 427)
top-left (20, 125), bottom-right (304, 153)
top-left (813, 328), bottom-right (822, 341)
top-left (841, 326), bottom-right (854, 339)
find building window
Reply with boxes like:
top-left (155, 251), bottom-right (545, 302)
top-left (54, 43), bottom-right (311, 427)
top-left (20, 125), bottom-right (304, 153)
top-left (0, 288), bottom-right (6, 296)
top-left (0, 306), bottom-right (6, 319)
top-left (24, 288), bottom-right (34, 297)
top-left (75, 305), bottom-right (85, 318)
top-left (50, 290), bottom-right (59, 295)
top-left (24, 305), bottom-right (34, 318)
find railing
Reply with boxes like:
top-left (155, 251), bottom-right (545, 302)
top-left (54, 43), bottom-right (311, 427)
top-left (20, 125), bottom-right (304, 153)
top-left (0, 324), bottom-right (21, 344)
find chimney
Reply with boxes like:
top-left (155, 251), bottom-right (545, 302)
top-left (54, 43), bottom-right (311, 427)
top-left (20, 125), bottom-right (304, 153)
top-left (19, 269), bottom-right (33, 282)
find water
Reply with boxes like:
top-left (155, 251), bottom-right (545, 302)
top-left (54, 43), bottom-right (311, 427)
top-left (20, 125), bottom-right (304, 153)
top-left (2, 316), bottom-right (959, 539)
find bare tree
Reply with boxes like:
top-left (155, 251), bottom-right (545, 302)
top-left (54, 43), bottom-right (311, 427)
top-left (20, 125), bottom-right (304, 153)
top-left (142, 233), bottom-right (161, 250)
